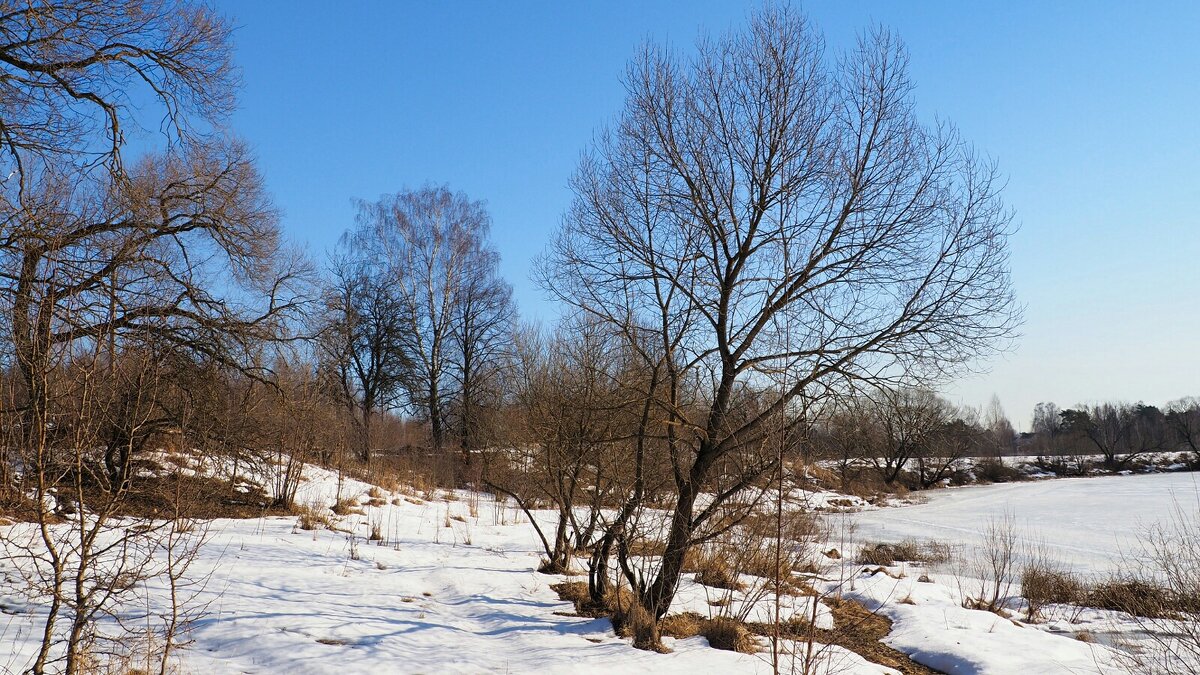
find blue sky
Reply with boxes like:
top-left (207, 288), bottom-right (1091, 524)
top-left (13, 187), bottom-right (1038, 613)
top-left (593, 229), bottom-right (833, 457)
top-left (214, 1), bottom-right (1199, 430)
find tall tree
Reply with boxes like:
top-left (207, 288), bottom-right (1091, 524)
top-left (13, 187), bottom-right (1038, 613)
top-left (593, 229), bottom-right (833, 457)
top-left (345, 186), bottom-right (510, 456)
top-left (542, 6), bottom-right (1019, 622)
top-left (1165, 397), bottom-right (1200, 464)
top-left (983, 394), bottom-right (1016, 456)
top-left (450, 233), bottom-right (514, 465)
top-left (319, 251), bottom-right (411, 462)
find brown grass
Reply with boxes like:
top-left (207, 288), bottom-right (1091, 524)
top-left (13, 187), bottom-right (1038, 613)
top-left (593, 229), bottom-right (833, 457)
top-left (1021, 564), bottom-right (1083, 620)
top-left (693, 553), bottom-right (743, 591)
top-left (624, 536), bottom-right (667, 558)
top-left (296, 504), bottom-right (334, 531)
top-left (1085, 577), bottom-right (1184, 619)
top-left (659, 613), bottom-right (703, 639)
top-left (749, 596), bottom-right (939, 675)
top-left (858, 539), bottom-right (953, 567)
top-left (700, 617), bottom-right (757, 653)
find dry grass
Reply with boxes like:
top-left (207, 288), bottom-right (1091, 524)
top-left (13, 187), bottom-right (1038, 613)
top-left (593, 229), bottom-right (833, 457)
top-left (700, 617), bottom-right (757, 653)
top-left (759, 596), bottom-right (942, 675)
top-left (1085, 577), bottom-right (1179, 619)
top-left (612, 600), bottom-right (663, 651)
top-left (331, 497), bottom-right (358, 516)
top-left (624, 536), bottom-right (667, 558)
top-left (659, 613), bottom-right (703, 639)
top-left (858, 539), bottom-right (953, 567)
top-left (296, 503), bottom-right (335, 531)
top-left (691, 550), bottom-right (743, 591)
top-left (1021, 564), bottom-right (1083, 620)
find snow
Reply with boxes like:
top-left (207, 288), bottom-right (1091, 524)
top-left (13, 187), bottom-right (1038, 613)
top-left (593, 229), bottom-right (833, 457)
top-left (1, 463), bottom-right (1192, 673)
top-left (837, 569), bottom-right (1125, 674)
top-left (852, 472), bottom-right (1200, 574)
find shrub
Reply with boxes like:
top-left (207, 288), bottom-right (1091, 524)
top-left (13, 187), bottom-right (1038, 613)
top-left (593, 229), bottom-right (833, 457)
top-left (974, 458), bottom-right (1025, 483)
top-left (693, 551), bottom-right (743, 591)
top-left (960, 514), bottom-right (1018, 613)
top-left (1086, 578), bottom-right (1173, 619)
top-left (1021, 564), bottom-right (1083, 621)
top-left (700, 617), bottom-right (757, 653)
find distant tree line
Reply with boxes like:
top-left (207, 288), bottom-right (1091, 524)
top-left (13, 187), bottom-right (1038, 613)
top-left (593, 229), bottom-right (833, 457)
top-left (1026, 399), bottom-right (1200, 471)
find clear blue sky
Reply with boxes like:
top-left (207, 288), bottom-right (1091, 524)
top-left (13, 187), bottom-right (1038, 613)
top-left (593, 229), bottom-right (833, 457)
top-left (214, 1), bottom-right (1200, 430)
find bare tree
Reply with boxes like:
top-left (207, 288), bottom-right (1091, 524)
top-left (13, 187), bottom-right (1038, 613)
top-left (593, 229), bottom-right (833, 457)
top-left (982, 394), bottom-right (1015, 456)
top-left (449, 233), bottom-right (515, 473)
top-left (541, 6), bottom-right (1018, 625)
top-left (865, 387), bottom-right (951, 486)
top-left (345, 186), bottom-right (507, 459)
top-left (484, 319), bottom-right (627, 573)
top-left (1060, 402), bottom-right (1166, 471)
top-left (917, 408), bottom-right (985, 489)
top-left (318, 251), bottom-right (411, 462)
top-left (1165, 397), bottom-right (1200, 465)
top-left (1031, 401), bottom-right (1061, 436)
top-left (0, 5), bottom-right (305, 670)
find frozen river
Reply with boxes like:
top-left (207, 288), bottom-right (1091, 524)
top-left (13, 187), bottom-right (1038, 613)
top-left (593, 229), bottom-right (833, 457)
top-left (851, 471), bottom-right (1200, 574)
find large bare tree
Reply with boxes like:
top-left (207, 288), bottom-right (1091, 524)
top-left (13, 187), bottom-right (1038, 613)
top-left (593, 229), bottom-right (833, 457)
top-left (344, 186), bottom-right (511, 459)
top-left (449, 231), bottom-right (514, 464)
top-left (541, 6), bottom-right (1019, 621)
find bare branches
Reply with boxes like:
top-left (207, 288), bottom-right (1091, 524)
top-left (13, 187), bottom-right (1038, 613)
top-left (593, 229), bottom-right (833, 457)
top-left (0, 0), bottom-right (236, 183)
top-left (333, 186), bottom-right (513, 460)
top-left (540, 5), bottom-right (1019, 623)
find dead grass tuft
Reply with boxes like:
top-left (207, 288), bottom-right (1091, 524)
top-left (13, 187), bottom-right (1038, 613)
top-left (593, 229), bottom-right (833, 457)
top-left (700, 617), bottom-right (757, 653)
top-left (858, 539), bottom-right (953, 567)
top-left (296, 503), bottom-right (334, 531)
top-left (659, 613), bottom-right (703, 639)
top-left (692, 550), bottom-right (744, 591)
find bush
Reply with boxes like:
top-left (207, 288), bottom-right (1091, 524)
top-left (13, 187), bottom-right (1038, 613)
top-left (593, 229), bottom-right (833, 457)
top-left (1086, 578), bottom-right (1174, 619)
top-left (974, 458), bottom-right (1025, 483)
top-left (1021, 564), bottom-right (1083, 620)
top-left (858, 539), bottom-right (953, 566)
top-left (960, 514), bottom-right (1018, 613)
top-left (700, 617), bottom-right (757, 653)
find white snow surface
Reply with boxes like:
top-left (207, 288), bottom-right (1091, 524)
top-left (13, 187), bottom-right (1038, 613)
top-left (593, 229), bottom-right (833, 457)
top-left (852, 472), bottom-right (1200, 574)
top-left (3, 464), bottom-right (1186, 673)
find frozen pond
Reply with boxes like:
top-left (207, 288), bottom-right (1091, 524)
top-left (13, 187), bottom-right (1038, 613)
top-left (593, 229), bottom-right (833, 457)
top-left (852, 471), bottom-right (1200, 574)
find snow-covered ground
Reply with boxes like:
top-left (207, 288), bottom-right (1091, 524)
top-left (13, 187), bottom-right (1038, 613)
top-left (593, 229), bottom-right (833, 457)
top-left (4, 464), bottom-right (1195, 673)
top-left (852, 471), bottom-right (1200, 574)
top-left (0, 467), bottom-right (859, 674)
